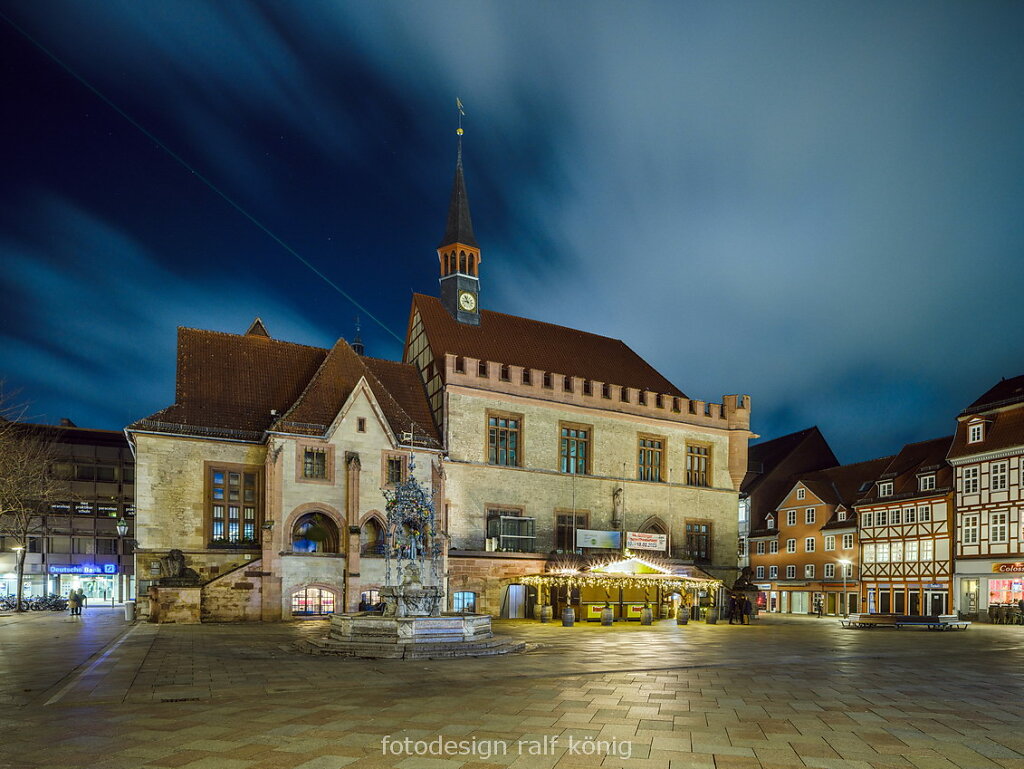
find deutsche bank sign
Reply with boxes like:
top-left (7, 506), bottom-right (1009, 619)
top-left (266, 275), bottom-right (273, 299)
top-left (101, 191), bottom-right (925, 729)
top-left (48, 564), bottom-right (118, 575)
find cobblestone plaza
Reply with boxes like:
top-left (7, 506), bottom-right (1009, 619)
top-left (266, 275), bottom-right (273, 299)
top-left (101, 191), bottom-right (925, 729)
top-left (2, 609), bottom-right (1023, 769)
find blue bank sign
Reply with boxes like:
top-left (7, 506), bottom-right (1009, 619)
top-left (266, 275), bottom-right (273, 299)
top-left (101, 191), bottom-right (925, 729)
top-left (48, 564), bottom-right (118, 575)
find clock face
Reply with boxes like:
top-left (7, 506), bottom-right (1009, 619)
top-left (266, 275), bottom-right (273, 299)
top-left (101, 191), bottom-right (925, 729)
top-left (458, 291), bottom-right (477, 311)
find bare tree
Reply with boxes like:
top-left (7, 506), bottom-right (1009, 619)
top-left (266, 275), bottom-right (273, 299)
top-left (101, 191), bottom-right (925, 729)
top-left (0, 397), bottom-right (64, 611)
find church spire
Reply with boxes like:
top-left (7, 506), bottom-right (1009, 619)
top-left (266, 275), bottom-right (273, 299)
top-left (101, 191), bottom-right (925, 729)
top-left (437, 104), bottom-right (481, 325)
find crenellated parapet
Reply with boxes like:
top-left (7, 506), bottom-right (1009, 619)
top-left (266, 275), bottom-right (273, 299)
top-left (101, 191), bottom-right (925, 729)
top-left (443, 353), bottom-right (750, 433)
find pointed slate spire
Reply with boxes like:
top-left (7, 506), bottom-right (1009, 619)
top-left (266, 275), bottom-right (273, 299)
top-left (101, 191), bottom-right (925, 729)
top-left (438, 139), bottom-right (478, 249)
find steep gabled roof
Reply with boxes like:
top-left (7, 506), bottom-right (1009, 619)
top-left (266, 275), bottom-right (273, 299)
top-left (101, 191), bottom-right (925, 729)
top-left (802, 456), bottom-right (895, 510)
top-left (949, 374), bottom-right (1024, 460)
top-left (962, 374), bottom-right (1024, 414)
top-left (855, 435), bottom-right (953, 506)
top-left (410, 294), bottom-right (685, 397)
top-left (132, 328), bottom-right (439, 447)
top-left (742, 427), bottom-right (839, 530)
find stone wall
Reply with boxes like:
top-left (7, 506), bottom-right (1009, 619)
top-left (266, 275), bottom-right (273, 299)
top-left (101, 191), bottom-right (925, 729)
top-left (201, 560), bottom-right (264, 622)
top-left (448, 552), bottom-right (550, 616)
top-left (148, 586), bottom-right (201, 624)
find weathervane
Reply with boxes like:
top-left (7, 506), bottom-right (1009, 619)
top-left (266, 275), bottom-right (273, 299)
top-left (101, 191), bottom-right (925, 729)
top-left (456, 97), bottom-right (465, 136)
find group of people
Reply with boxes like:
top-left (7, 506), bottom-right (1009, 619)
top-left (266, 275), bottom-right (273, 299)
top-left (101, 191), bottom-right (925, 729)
top-left (726, 594), bottom-right (754, 625)
top-left (67, 588), bottom-right (87, 616)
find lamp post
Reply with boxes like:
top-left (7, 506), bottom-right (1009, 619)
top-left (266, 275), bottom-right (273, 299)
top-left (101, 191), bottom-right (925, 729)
top-left (12, 547), bottom-right (25, 612)
top-left (115, 517), bottom-right (129, 606)
top-left (838, 559), bottom-right (852, 617)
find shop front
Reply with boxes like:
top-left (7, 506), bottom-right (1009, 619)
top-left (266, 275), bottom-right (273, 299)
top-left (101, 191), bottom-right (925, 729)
top-left (955, 561), bottom-right (1024, 620)
top-left (48, 563), bottom-right (134, 604)
top-left (522, 555), bottom-right (721, 623)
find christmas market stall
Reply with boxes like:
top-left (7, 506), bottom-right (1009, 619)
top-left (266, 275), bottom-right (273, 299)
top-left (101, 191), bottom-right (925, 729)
top-left (521, 552), bottom-right (722, 623)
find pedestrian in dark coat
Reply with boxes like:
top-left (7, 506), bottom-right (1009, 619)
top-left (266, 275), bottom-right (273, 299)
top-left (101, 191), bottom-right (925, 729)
top-left (742, 597), bottom-right (753, 624)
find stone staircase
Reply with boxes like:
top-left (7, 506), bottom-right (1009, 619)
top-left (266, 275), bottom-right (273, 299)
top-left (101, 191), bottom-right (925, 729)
top-left (297, 634), bottom-right (526, 659)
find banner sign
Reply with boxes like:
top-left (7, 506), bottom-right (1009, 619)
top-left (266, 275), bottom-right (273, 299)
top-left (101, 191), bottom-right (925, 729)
top-left (993, 563), bottom-right (1024, 573)
top-left (48, 564), bottom-right (118, 575)
top-left (576, 529), bottom-right (621, 549)
top-left (626, 531), bottom-right (667, 551)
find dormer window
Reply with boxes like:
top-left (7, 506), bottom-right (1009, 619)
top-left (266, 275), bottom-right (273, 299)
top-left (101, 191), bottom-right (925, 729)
top-left (796, 488), bottom-right (805, 501)
top-left (837, 510), bottom-right (847, 521)
top-left (919, 474), bottom-right (935, 492)
top-left (878, 481), bottom-right (893, 497)
top-left (766, 515), bottom-right (775, 529)
top-left (968, 422), bottom-right (984, 444)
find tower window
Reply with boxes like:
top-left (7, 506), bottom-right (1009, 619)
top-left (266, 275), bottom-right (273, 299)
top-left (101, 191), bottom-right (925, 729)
top-left (478, 360), bottom-right (488, 377)
top-left (460, 252), bottom-right (467, 273)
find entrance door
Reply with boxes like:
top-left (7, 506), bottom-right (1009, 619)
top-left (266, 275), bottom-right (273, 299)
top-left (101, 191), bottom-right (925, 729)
top-left (908, 592), bottom-right (920, 615)
top-left (503, 584), bottom-right (527, 619)
top-left (827, 593), bottom-right (837, 615)
top-left (879, 590), bottom-right (891, 613)
top-left (929, 591), bottom-right (947, 615)
top-left (893, 591), bottom-right (905, 614)
top-left (962, 579), bottom-right (979, 616)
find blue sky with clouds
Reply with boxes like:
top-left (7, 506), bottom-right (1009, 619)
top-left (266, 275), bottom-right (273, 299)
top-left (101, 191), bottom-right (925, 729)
top-left (2, 2), bottom-right (1023, 462)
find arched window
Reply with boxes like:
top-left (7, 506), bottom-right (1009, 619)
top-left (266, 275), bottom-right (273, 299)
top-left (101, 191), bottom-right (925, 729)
top-left (361, 517), bottom-right (385, 555)
top-left (291, 512), bottom-right (339, 553)
top-left (291, 586), bottom-right (335, 615)
top-left (460, 251), bottom-right (467, 273)
top-left (360, 589), bottom-right (381, 611)
top-left (453, 591), bottom-right (476, 613)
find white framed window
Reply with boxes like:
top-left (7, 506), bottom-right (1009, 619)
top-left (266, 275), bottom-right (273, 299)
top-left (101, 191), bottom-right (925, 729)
top-left (804, 537), bottom-right (815, 552)
top-left (738, 539), bottom-right (747, 557)
top-left (963, 466), bottom-right (980, 494)
top-left (766, 515), bottom-right (775, 529)
top-left (876, 541), bottom-right (890, 562)
top-left (891, 541), bottom-right (903, 562)
top-left (879, 481), bottom-right (893, 497)
top-left (863, 543), bottom-right (875, 562)
top-left (876, 510), bottom-right (887, 526)
top-left (842, 533), bottom-right (854, 549)
top-left (804, 564), bottom-right (815, 578)
top-left (918, 506), bottom-right (931, 522)
top-left (769, 540), bottom-right (779, 554)
top-left (787, 510), bottom-right (797, 526)
top-left (756, 565), bottom-right (765, 579)
top-left (824, 563), bottom-right (835, 578)
top-left (837, 509), bottom-right (847, 521)
top-left (861, 512), bottom-right (873, 527)
top-left (905, 507), bottom-right (917, 524)
top-left (962, 514), bottom-right (979, 545)
top-left (991, 511), bottom-right (1008, 542)
top-left (786, 538), bottom-right (796, 553)
top-left (805, 508), bottom-right (816, 524)
top-left (797, 487), bottom-right (805, 501)
top-left (843, 562), bottom-right (854, 578)
top-left (968, 423), bottom-right (984, 443)
top-left (991, 462), bottom-right (1009, 492)
top-left (756, 541), bottom-right (766, 555)
top-left (890, 509), bottom-right (901, 525)
top-left (905, 540), bottom-right (918, 561)
top-left (785, 565), bottom-right (796, 579)
top-left (769, 565), bottom-right (778, 579)
top-left (824, 535), bottom-right (836, 551)
top-left (920, 538), bottom-right (934, 561)
top-left (919, 474), bottom-right (935, 492)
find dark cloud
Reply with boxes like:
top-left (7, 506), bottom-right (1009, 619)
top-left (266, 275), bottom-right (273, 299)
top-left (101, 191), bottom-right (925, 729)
top-left (2, 3), bottom-right (1023, 461)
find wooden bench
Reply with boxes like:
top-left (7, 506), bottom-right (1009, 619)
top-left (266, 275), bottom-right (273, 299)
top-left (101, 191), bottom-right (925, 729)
top-left (839, 613), bottom-right (970, 631)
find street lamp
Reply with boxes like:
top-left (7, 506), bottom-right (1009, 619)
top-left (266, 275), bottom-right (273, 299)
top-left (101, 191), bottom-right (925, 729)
top-left (838, 559), bottom-right (852, 617)
top-left (115, 517), bottom-right (130, 606)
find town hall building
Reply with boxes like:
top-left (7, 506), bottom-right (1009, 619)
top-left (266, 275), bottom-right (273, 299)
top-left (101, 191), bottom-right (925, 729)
top-left (129, 140), bottom-right (753, 621)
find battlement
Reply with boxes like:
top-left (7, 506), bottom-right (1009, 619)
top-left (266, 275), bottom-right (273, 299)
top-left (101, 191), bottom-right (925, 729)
top-left (443, 354), bottom-right (750, 432)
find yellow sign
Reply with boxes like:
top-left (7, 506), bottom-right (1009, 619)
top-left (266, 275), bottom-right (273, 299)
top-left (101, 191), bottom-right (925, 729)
top-left (992, 562), bottom-right (1024, 574)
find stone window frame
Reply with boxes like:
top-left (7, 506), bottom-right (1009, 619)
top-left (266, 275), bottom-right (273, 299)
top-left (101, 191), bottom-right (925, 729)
top-left (555, 508), bottom-right (590, 552)
top-left (204, 461), bottom-right (263, 547)
top-left (685, 441), bottom-right (713, 488)
top-left (381, 450), bottom-right (411, 488)
top-left (559, 421), bottom-right (593, 475)
top-left (295, 441), bottom-right (335, 485)
top-left (637, 433), bottom-right (667, 483)
top-left (486, 409), bottom-right (524, 468)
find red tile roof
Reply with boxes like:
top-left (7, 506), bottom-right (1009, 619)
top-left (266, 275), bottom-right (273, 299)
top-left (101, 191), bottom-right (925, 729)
top-left (948, 405), bottom-right (1024, 460)
top-left (132, 327), bottom-right (439, 446)
top-left (962, 374), bottom-right (1024, 414)
top-left (855, 435), bottom-right (953, 506)
top-left (410, 294), bottom-right (686, 396)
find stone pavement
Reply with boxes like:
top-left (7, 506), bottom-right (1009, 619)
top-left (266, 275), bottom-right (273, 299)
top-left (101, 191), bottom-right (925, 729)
top-left (2, 609), bottom-right (1024, 769)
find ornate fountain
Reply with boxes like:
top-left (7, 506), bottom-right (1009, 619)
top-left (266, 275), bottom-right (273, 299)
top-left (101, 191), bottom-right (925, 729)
top-left (302, 460), bottom-right (523, 659)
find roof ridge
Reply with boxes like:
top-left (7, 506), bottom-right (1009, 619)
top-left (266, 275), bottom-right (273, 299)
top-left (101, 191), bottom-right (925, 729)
top-left (360, 358), bottom-right (436, 444)
top-left (276, 338), bottom-right (350, 426)
top-left (178, 326), bottom-right (327, 353)
top-left (413, 293), bottom-right (629, 346)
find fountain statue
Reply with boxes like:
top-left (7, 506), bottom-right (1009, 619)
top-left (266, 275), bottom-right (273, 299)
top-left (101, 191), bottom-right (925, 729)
top-left (301, 458), bottom-right (523, 659)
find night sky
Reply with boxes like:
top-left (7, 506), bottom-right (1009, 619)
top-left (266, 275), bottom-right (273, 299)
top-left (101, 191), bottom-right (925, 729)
top-left (2, 3), bottom-right (1023, 463)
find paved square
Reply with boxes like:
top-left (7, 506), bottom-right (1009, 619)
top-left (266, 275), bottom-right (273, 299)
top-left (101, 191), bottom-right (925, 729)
top-left (2, 609), bottom-right (1023, 769)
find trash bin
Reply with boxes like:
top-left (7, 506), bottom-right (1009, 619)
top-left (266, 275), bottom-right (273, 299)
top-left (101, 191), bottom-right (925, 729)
top-left (124, 601), bottom-right (136, 622)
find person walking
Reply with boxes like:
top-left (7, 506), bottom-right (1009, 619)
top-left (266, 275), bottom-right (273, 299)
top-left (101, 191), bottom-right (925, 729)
top-left (742, 596), bottom-right (753, 625)
top-left (814, 596), bottom-right (823, 618)
top-left (727, 595), bottom-right (738, 625)
top-left (68, 589), bottom-right (80, 617)
top-left (76, 589), bottom-right (87, 616)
